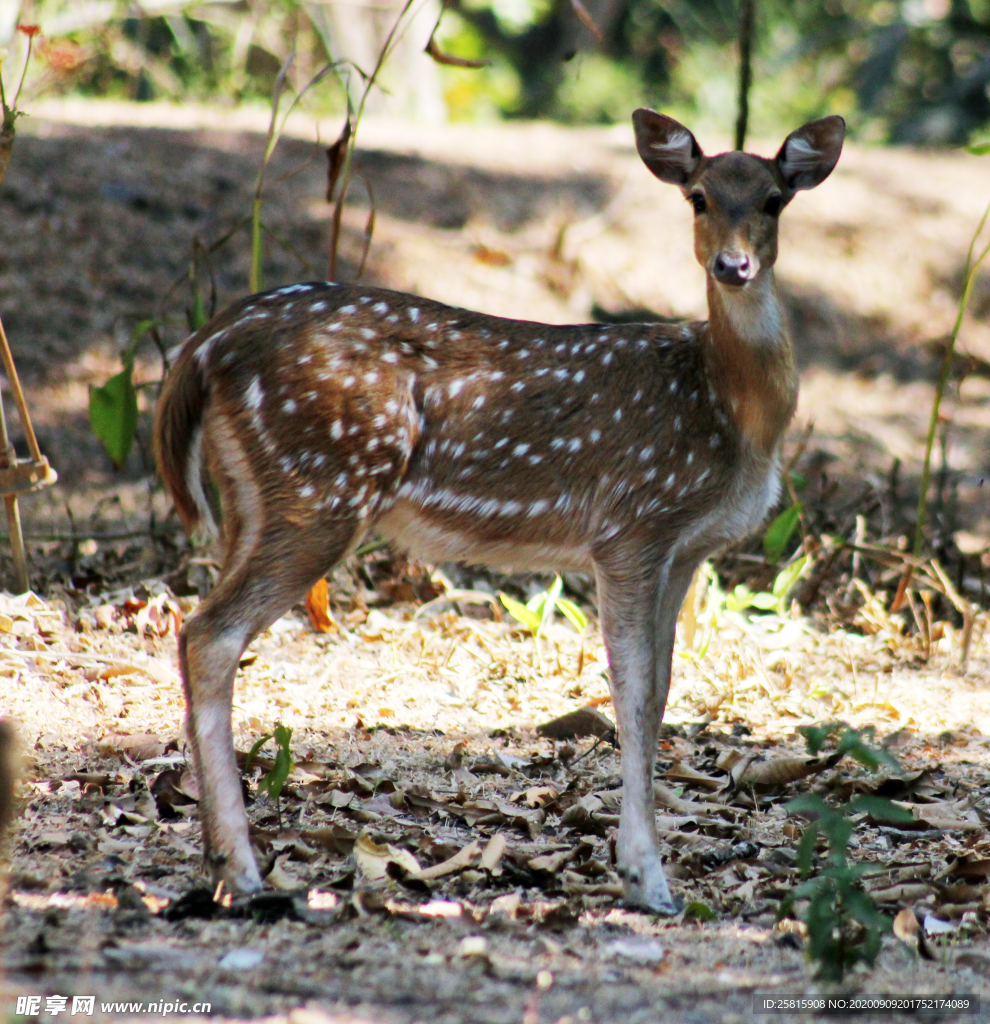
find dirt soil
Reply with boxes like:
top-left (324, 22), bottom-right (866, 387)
top-left (0, 100), bottom-right (988, 1024)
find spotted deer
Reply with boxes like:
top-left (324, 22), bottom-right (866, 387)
top-left (154, 110), bottom-right (844, 914)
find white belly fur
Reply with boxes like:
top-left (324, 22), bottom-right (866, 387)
top-left (377, 454), bottom-right (779, 575)
top-left (377, 501), bottom-right (594, 573)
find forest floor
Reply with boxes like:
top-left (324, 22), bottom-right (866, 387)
top-left (0, 100), bottom-right (988, 1024)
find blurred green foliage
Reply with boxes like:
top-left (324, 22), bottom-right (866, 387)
top-left (10, 0), bottom-right (990, 142)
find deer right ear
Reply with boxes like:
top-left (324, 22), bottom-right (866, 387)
top-left (633, 109), bottom-right (702, 186)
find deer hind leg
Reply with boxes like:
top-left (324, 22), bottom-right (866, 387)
top-left (594, 554), bottom-right (696, 915)
top-left (181, 494), bottom-right (368, 893)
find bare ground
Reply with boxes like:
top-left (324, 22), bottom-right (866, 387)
top-left (0, 100), bottom-right (988, 1024)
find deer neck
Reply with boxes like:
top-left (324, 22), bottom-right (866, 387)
top-left (704, 269), bottom-right (797, 458)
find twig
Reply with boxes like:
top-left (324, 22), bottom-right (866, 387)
top-left (735, 0), bottom-right (755, 151)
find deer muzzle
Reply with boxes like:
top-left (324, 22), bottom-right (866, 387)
top-left (712, 249), bottom-right (758, 287)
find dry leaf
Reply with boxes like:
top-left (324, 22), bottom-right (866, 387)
top-left (305, 578), bottom-right (336, 633)
top-left (480, 833), bottom-right (507, 873)
top-left (325, 118), bottom-right (352, 202)
top-left (945, 856), bottom-right (990, 880)
top-left (354, 832), bottom-right (422, 881)
top-left (528, 849), bottom-right (571, 873)
top-left (732, 753), bottom-right (840, 789)
top-left (471, 244), bottom-right (512, 267)
top-left (265, 853), bottom-right (302, 891)
top-left (98, 733), bottom-right (168, 761)
top-left (511, 786), bottom-right (558, 808)
top-left (489, 892), bottom-right (521, 919)
top-left (414, 900), bottom-right (462, 918)
top-left (305, 825), bottom-right (358, 856)
top-left (892, 906), bottom-right (920, 946)
top-left (444, 741), bottom-right (466, 771)
top-left (665, 761), bottom-right (723, 792)
top-left (537, 706), bottom-right (615, 741)
top-left (418, 840), bottom-right (480, 880)
top-left (894, 800), bottom-right (983, 831)
top-left (715, 748), bottom-right (746, 772)
top-left (867, 882), bottom-right (935, 904)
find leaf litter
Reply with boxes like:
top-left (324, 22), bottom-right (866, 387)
top-left (0, 557), bottom-right (989, 1023)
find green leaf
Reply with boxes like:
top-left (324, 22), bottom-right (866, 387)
top-left (725, 584), bottom-right (753, 612)
top-left (682, 900), bottom-right (717, 922)
top-left (966, 142), bottom-right (990, 154)
top-left (846, 795), bottom-right (914, 825)
top-left (245, 733), bottom-right (273, 772)
top-left (749, 591), bottom-right (780, 610)
top-left (258, 721), bottom-right (293, 801)
top-left (89, 361), bottom-right (138, 469)
top-left (189, 282), bottom-right (208, 331)
top-left (556, 597), bottom-right (588, 632)
top-left (797, 722), bottom-right (842, 755)
top-left (499, 591), bottom-right (542, 636)
top-left (795, 821), bottom-right (820, 876)
top-left (538, 576), bottom-right (564, 637)
top-left (764, 502), bottom-right (802, 562)
top-left (124, 318), bottom-right (159, 362)
top-left (772, 554), bottom-right (809, 600)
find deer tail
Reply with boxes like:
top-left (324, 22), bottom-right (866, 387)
top-left (154, 347), bottom-right (218, 545)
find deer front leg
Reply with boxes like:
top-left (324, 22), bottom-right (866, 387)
top-left (595, 557), bottom-right (695, 915)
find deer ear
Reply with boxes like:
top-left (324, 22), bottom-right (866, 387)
top-left (633, 109), bottom-right (702, 186)
top-left (776, 115), bottom-right (845, 192)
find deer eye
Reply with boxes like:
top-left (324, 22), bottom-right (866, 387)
top-left (764, 195), bottom-right (783, 217)
top-left (688, 192), bottom-right (707, 214)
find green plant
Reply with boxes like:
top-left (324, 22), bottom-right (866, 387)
top-left (499, 574), bottom-right (588, 639)
top-left (246, 720), bottom-right (294, 803)
top-left (87, 3), bottom-right (414, 478)
top-left (911, 183), bottom-right (990, 562)
top-left (88, 319), bottom-right (163, 469)
top-left (763, 501), bottom-right (802, 563)
top-left (0, 23), bottom-right (38, 186)
top-left (724, 554), bottom-right (809, 616)
top-left (781, 724), bottom-right (913, 982)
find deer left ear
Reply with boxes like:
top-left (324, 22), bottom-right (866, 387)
top-left (775, 115), bottom-right (845, 192)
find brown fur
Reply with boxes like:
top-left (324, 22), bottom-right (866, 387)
top-left (154, 353), bottom-right (210, 533)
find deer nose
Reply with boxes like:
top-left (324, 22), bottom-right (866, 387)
top-left (712, 250), bottom-right (753, 287)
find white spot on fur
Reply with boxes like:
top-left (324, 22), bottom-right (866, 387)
top-left (245, 377), bottom-right (264, 410)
